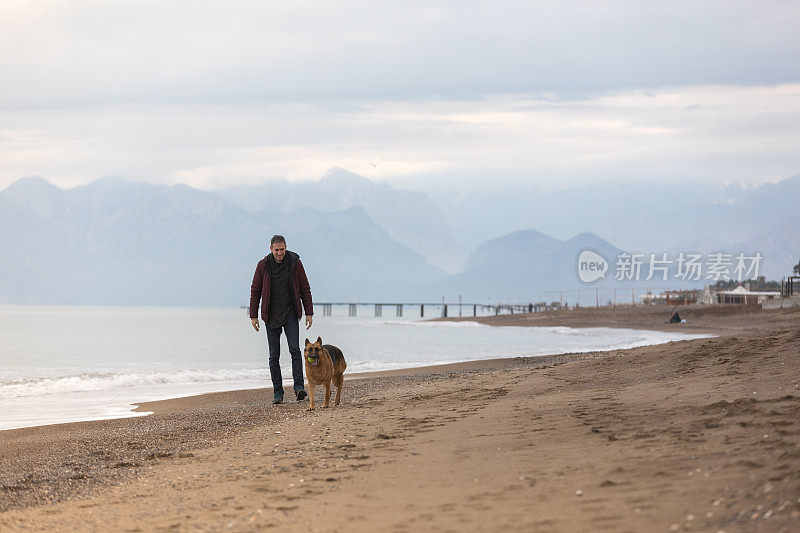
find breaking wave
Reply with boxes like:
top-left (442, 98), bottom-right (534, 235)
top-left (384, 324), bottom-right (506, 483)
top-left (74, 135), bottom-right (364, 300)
top-left (0, 368), bottom-right (267, 399)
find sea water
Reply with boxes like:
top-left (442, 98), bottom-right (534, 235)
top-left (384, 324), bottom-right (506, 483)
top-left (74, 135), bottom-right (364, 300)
top-left (0, 305), bottom-right (712, 430)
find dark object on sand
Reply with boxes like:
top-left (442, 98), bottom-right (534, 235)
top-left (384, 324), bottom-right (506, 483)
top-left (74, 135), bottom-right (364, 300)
top-left (669, 311), bottom-right (682, 323)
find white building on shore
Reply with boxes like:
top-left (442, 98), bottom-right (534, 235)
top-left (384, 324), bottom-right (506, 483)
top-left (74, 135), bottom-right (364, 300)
top-left (716, 285), bottom-right (780, 305)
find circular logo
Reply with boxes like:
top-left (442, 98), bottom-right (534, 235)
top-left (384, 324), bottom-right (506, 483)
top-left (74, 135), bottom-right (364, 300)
top-left (577, 250), bottom-right (608, 283)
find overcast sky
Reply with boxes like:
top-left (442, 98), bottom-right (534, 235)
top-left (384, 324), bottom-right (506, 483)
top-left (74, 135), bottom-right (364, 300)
top-left (2, 1), bottom-right (800, 191)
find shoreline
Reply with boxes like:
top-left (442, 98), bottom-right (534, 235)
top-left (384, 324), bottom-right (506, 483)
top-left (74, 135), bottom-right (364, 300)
top-left (2, 322), bottom-right (712, 433)
top-left (0, 303), bottom-right (791, 438)
top-left (132, 324), bottom-right (715, 416)
top-left (432, 302), bottom-right (791, 335)
top-left (1, 302), bottom-right (787, 435)
top-left (0, 335), bottom-right (705, 435)
top-left (1, 305), bottom-right (798, 531)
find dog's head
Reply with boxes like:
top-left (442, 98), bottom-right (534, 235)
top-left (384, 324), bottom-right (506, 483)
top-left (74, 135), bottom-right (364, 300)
top-left (304, 337), bottom-right (323, 366)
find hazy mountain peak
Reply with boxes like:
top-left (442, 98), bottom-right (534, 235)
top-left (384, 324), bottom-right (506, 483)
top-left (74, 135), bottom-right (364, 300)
top-left (289, 204), bottom-right (371, 224)
top-left (566, 232), bottom-right (616, 249)
top-left (321, 167), bottom-right (374, 187)
top-left (86, 176), bottom-right (131, 187)
top-left (217, 169), bottom-right (469, 273)
top-left (0, 180), bottom-right (447, 304)
top-left (2, 176), bottom-right (60, 195)
top-left (494, 229), bottom-right (562, 245)
top-left (567, 231), bottom-right (598, 240)
top-left (464, 229), bottom-right (562, 273)
top-left (341, 204), bottom-right (370, 217)
top-left (0, 176), bottom-right (63, 217)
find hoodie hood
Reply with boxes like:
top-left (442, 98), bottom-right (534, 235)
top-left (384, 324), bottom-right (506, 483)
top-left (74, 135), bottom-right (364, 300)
top-left (285, 250), bottom-right (300, 270)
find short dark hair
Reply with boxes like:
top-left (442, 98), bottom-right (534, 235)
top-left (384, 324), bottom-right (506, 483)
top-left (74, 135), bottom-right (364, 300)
top-left (270, 235), bottom-right (286, 246)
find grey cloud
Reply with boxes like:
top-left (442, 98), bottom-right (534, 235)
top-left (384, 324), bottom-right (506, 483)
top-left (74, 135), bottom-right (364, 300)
top-left (1, 1), bottom-right (799, 109)
top-left (2, 2), bottom-right (800, 191)
top-left (2, 84), bottom-right (800, 191)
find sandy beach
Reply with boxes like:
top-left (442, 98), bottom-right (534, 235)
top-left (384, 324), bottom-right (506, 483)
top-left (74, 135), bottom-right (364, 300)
top-left (1, 304), bottom-right (799, 531)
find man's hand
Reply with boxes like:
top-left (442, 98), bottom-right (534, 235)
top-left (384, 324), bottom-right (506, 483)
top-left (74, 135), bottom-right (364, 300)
top-left (251, 318), bottom-right (260, 332)
top-left (305, 316), bottom-right (313, 330)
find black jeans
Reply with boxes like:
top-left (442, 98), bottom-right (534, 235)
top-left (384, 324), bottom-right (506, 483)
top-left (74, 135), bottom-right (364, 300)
top-left (265, 313), bottom-right (304, 395)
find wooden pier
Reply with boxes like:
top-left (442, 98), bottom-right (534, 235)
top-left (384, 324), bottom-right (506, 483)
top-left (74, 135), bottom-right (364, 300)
top-left (311, 302), bottom-right (549, 318)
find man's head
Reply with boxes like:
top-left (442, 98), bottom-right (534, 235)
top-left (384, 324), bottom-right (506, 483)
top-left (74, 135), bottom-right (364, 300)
top-left (270, 235), bottom-right (286, 262)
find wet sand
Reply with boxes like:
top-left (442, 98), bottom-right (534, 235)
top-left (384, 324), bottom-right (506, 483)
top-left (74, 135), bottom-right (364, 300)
top-left (1, 305), bottom-right (799, 531)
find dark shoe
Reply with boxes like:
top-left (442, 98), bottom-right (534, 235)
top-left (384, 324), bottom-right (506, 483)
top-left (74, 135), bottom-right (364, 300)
top-left (296, 389), bottom-right (307, 401)
top-left (272, 392), bottom-right (284, 404)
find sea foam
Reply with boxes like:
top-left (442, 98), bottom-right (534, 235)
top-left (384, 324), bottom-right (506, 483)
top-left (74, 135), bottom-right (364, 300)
top-left (0, 368), bottom-right (267, 399)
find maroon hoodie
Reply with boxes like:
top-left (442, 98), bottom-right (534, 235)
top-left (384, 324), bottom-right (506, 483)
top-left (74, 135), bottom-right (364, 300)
top-left (249, 250), bottom-right (313, 322)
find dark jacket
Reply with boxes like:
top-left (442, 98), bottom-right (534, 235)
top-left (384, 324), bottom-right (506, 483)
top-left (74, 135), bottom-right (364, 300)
top-left (250, 251), bottom-right (313, 321)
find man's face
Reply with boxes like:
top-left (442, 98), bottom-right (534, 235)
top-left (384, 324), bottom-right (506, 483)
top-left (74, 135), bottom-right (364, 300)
top-left (271, 241), bottom-right (286, 262)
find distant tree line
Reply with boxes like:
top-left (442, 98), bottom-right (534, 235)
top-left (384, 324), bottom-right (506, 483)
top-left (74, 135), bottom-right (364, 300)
top-left (710, 276), bottom-right (781, 291)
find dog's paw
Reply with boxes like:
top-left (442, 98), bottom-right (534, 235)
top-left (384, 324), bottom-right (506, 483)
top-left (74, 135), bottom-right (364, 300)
top-left (307, 407), bottom-right (315, 411)
top-left (322, 404), bottom-right (329, 408)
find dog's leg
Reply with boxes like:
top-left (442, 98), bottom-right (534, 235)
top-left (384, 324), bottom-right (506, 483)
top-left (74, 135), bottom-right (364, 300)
top-left (308, 383), bottom-right (315, 411)
top-left (334, 373), bottom-right (343, 405)
top-left (323, 381), bottom-right (331, 408)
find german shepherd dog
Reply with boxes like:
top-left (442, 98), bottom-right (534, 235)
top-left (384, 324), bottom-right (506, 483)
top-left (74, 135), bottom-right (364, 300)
top-left (303, 337), bottom-right (346, 410)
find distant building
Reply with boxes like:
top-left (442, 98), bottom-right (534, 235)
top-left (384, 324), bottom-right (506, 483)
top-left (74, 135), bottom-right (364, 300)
top-left (699, 283), bottom-right (716, 305)
top-left (716, 285), bottom-right (780, 305)
top-left (639, 290), bottom-right (700, 306)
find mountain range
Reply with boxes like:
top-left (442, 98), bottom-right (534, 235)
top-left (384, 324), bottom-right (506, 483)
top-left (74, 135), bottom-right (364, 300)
top-left (216, 168), bottom-right (468, 274)
top-left (0, 177), bottom-right (443, 305)
top-left (427, 174), bottom-right (800, 272)
top-left (0, 171), bottom-right (797, 305)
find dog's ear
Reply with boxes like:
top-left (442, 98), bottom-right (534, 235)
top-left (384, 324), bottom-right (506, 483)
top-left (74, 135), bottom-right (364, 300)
top-left (316, 336), bottom-right (322, 345)
top-left (305, 338), bottom-right (310, 346)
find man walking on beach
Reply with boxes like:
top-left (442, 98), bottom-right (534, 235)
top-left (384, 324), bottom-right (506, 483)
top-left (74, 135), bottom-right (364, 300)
top-left (250, 235), bottom-right (314, 404)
